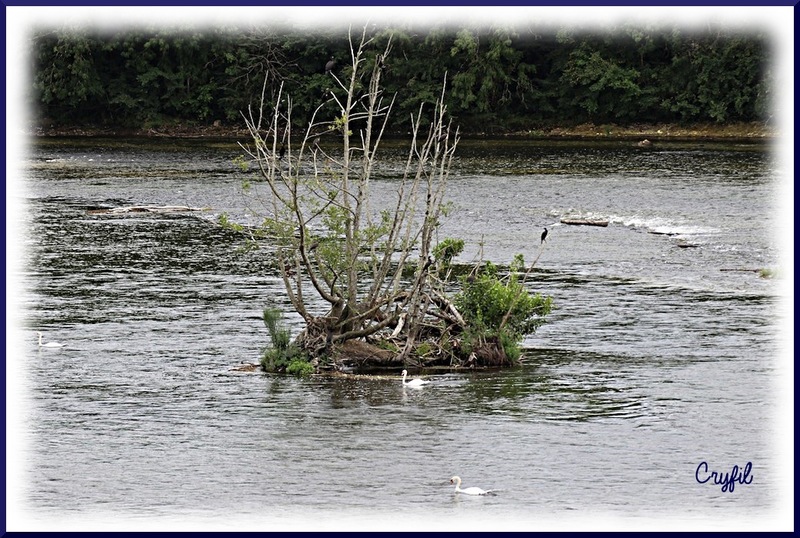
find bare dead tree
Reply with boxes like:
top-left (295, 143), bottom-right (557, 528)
top-left (237, 25), bottom-right (460, 369)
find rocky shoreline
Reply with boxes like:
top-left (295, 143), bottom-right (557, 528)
top-left (30, 120), bottom-right (777, 142)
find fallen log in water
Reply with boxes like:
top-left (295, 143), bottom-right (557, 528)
top-left (231, 363), bottom-right (260, 372)
top-left (88, 205), bottom-right (210, 215)
top-left (559, 218), bottom-right (609, 227)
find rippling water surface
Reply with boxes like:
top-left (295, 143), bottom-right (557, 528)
top-left (10, 137), bottom-right (790, 531)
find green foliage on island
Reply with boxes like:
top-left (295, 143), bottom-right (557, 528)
top-left (260, 307), bottom-right (312, 376)
top-left (455, 258), bottom-right (553, 364)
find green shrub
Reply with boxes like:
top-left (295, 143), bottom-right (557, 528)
top-left (286, 359), bottom-right (314, 376)
top-left (433, 237), bottom-right (465, 266)
top-left (454, 259), bottom-right (552, 362)
top-left (260, 307), bottom-right (311, 375)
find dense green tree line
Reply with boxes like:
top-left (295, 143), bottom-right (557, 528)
top-left (29, 22), bottom-right (771, 133)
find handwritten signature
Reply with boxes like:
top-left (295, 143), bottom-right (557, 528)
top-left (695, 461), bottom-right (753, 492)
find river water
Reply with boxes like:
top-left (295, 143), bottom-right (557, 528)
top-left (8, 137), bottom-right (793, 531)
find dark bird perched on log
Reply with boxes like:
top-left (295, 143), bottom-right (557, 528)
top-left (541, 227), bottom-right (548, 244)
top-left (325, 56), bottom-right (336, 74)
top-left (279, 144), bottom-right (286, 160)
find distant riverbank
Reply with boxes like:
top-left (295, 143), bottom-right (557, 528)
top-left (29, 120), bottom-right (776, 143)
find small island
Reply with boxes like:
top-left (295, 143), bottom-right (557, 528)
top-left (227, 31), bottom-right (553, 376)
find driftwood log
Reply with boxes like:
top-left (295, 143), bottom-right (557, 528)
top-left (560, 218), bottom-right (609, 227)
top-left (88, 205), bottom-right (210, 215)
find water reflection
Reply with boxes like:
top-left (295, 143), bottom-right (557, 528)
top-left (448, 351), bottom-right (648, 423)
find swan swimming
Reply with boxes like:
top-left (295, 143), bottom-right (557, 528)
top-left (37, 332), bottom-right (65, 348)
top-left (450, 476), bottom-right (494, 496)
top-left (401, 369), bottom-right (430, 388)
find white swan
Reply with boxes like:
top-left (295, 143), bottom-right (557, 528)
top-left (450, 476), bottom-right (494, 496)
top-left (401, 369), bottom-right (430, 387)
top-left (37, 332), bottom-right (64, 348)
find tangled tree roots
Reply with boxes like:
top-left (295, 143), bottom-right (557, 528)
top-left (305, 335), bottom-right (516, 373)
top-left (328, 340), bottom-right (396, 370)
top-left (468, 341), bottom-right (516, 368)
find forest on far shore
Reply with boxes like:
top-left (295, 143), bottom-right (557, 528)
top-left (29, 21), bottom-right (773, 135)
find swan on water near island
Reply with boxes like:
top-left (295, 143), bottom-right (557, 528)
top-left (401, 369), bottom-right (430, 388)
top-left (450, 476), bottom-right (494, 496)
